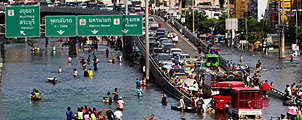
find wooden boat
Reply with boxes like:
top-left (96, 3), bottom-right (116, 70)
top-left (171, 105), bottom-right (196, 112)
top-left (47, 77), bottom-right (58, 82)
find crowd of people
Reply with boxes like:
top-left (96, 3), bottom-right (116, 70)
top-left (66, 105), bottom-right (123, 120)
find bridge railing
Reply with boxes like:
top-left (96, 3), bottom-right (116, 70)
top-left (134, 35), bottom-right (192, 105)
top-left (159, 11), bottom-right (228, 71)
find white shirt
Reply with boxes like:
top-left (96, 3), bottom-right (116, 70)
top-left (114, 110), bottom-right (123, 119)
top-left (246, 75), bottom-right (251, 82)
top-left (143, 66), bottom-right (146, 72)
top-left (180, 99), bottom-right (185, 107)
top-left (287, 87), bottom-right (292, 96)
top-left (291, 106), bottom-right (298, 112)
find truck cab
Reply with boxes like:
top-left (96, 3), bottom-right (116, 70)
top-left (229, 87), bottom-right (263, 119)
top-left (205, 54), bottom-right (219, 67)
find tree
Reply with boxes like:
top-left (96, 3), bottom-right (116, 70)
top-left (295, 25), bottom-right (302, 46)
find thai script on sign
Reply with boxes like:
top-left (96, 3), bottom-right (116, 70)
top-left (123, 18), bottom-right (140, 23)
top-left (88, 18), bottom-right (111, 23)
top-left (19, 9), bottom-right (35, 15)
top-left (20, 19), bottom-right (35, 26)
top-left (50, 18), bottom-right (73, 25)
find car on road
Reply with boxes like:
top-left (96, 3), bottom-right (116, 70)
top-left (149, 42), bottom-right (161, 50)
top-left (158, 37), bottom-right (169, 42)
top-left (54, 1), bottom-right (62, 6)
top-left (154, 32), bottom-right (166, 40)
top-left (155, 53), bottom-right (173, 67)
top-left (160, 40), bottom-right (172, 47)
top-left (79, 3), bottom-right (87, 9)
top-left (25, 1), bottom-right (38, 5)
top-left (87, 2), bottom-right (97, 8)
top-left (151, 47), bottom-right (164, 56)
top-left (163, 44), bottom-right (176, 53)
top-left (169, 48), bottom-right (182, 56)
top-left (40, 1), bottom-right (54, 7)
top-left (157, 28), bottom-right (166, 33)
top-left (94, 4), bottom-right (106, 10)
top-left (11, 1), bottom-right (25, 6)
top-left (106, 3), bottom-right (114, 10)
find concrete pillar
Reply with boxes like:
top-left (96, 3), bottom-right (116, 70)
top-left (122, 36), bottom-right (133, 58)
top-left (69, 37), bottom-right (78, 57)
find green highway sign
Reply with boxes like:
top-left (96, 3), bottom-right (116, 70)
top-left (77, 15), bottom-right (142, 36)
top-left (5, 6), bottom-right (40, 38)
top-left (45, 16), bottom-right (77, 37)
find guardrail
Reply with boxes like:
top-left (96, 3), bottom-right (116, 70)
top-left (160, 11), bottom-right (228, 71)
top-left (133, 36), bottom-right (192, 105)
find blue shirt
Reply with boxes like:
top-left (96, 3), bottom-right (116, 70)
top-left (136, 80), bottom-right (140, 86)
top-left (108, 94), bottom-right (112, 101)
top-left (227, 63), bottom-right (234, 70)
top-left (136, 88), bottom-right (143, 96)
top-left (66, 110), bottom-right (73, 120)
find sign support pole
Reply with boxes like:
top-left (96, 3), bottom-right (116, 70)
top-left (280, 0), bottom-right (285, 58)
top-left (145, 0), bottom-right (150, 82)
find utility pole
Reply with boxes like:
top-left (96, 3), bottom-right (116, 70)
top-left (169, 0), bottom-right (171, 10)
top-left (145, 0), bottom-right (150, 82)
top-left (125, 0), bottom-right (128, 15)
top-left (280, 0), bottom-right (285, 58)
top-left (192, 0), bottom-right (194, 32)
top-left (227, 0), bottom-right (230, 47)
top-left (179, 0), bottom-right (182, 15)
top-left (245, 17), bottom-right (248, 41)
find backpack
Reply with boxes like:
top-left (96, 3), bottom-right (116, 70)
top-left (106, 110), bottom-right (115, 120)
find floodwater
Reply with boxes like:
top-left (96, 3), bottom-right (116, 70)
top-left (0, 38), bottom-right (219, 120)
top-left (216, 45), bottom-right (302, 119)
top-left (0, 37), bottom-right (296, 120)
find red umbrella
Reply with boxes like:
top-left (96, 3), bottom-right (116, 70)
top-left (215, 49), bottom-right (222, 52)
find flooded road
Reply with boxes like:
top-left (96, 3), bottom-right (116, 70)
top-left (0, 38), bottom-right (216, 120)
top-left (0, 37), bottom-right (296, 120)
top-left (216, 45), bottom-right (302, 118)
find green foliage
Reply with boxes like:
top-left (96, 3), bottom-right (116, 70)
top-left (180, 11), bottom-right (273, 43)
top-left (295, 25), bottom-right (302, 45)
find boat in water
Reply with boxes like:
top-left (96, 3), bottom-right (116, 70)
top-left (171, 105), bottom-right (196, 112)
top-left (47, 77), bottom-right (58, 83)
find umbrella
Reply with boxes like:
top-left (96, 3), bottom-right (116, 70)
top-left (215, 49), bottom-right (222, 52)
top-left (171, 65), bottom-right (180, 68)
top-left (162, 65), bottom-right (172, 69)
top-left (287, 109), bottom-right (297, 115)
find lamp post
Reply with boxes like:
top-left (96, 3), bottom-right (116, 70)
top-left (145, 0), bottom-right (150, 82)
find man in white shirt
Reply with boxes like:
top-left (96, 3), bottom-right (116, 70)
top-left (143, 65), bottom-right (146, 77)
top-left (114, 108), bottom-right (123, 120)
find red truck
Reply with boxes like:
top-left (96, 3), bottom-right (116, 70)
top-left (202, 73), bottom-right (245, 110)
top-left (229, 87), bottom-right (263, 119)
